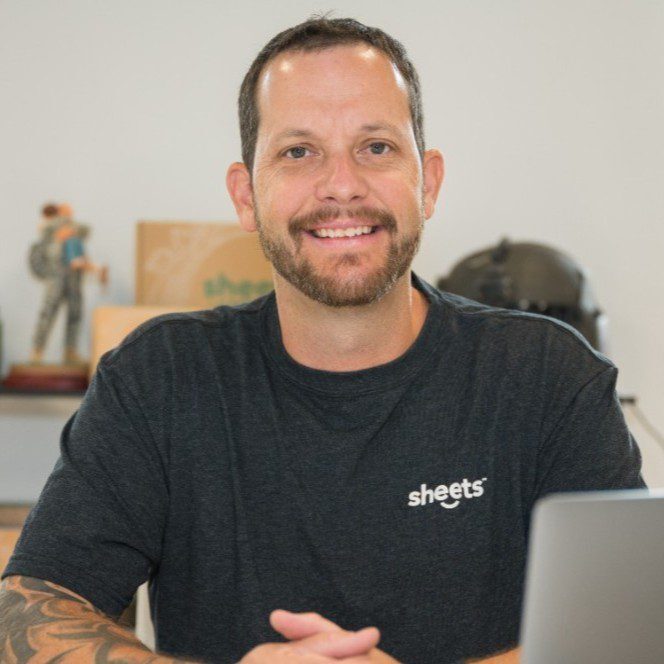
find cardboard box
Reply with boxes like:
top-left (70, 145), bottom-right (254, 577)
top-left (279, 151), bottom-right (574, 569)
top-left (90, 305), bottom-right (198, 376)
top-left (0, 528), bottom-right (21, 573)
top-left (0, 504), bottom-right (30, 572)
top-left (136, 221), bottom-right (273, 307)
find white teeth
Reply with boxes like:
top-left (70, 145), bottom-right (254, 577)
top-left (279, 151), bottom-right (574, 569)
top-left (312, 226), bottom-right (373, 238)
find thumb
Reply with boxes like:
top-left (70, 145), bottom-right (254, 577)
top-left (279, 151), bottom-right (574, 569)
top-left (292, 626), bottom-right (381, 659)
top-left (270, 610), bottom-right (340, 640)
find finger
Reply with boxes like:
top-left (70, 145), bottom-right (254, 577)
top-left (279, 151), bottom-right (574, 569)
top-left (270, 609), bottom-right (341, 640)
top-left (293, 626), bottom-right (381, 659)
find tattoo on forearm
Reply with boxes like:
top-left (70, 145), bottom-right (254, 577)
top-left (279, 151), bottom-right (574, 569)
top-left (0, 576), bottom-right (180, 663)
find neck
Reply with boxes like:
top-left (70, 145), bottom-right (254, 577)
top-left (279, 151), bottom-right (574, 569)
top-left (273, 272), bottom-right (429, 372)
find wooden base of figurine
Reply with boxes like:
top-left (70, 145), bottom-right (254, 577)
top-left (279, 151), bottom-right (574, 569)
top-left (2, 363), bottom-right (89, 393)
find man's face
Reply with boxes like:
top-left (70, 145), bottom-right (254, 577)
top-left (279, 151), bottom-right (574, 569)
top-left (243, 44), bottom-right (437, 306)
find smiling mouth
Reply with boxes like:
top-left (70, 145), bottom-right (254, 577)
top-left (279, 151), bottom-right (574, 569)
top-left (308, 226), bottom-right (379, 239)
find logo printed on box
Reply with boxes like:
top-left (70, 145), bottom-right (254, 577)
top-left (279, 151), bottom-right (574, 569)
top-left (136, 222), bottom-right (273, 307)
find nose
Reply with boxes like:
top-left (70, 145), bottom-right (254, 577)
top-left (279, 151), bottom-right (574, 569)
top-left (314, 151), bottom-right (369, 205)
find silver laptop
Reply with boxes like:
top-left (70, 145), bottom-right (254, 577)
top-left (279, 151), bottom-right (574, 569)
top-left (520, 489), bottom-right (664, 664)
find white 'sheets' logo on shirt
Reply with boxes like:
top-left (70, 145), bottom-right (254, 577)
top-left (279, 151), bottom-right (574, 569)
top-left (407, 478), bottom-right (488, 509)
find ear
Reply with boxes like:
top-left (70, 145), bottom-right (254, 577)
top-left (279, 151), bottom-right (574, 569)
top-left (422, 149), bottom-right (445, 220)
top-left (226, 162), bottom-right (257, 232)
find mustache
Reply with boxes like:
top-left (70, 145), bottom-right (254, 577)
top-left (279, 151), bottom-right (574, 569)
top-left (288, 206), bottom-right (397, 235)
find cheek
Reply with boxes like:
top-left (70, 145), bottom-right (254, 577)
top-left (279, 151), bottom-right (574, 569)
top-left (256, 170), bottom-right (313, 220)
top-left (378, 171), bottom-right (422, 214)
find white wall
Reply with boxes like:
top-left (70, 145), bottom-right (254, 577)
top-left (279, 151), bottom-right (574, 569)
top-left (1, 0), bottom-right (663, 497)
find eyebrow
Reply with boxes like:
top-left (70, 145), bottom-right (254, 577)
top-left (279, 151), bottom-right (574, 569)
top-left (273, 129), bottom-right (316, 142)
top-left (273, 123), bottom-right (403, 143)
top-left (359, 123), bottom-right (402, 135)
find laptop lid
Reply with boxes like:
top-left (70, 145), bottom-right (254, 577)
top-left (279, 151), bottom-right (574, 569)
top-left (520, 489), bottom-right (664, 664)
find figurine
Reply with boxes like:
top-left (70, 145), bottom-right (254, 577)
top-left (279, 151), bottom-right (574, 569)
top-left (29, 203), bottom-right (108, 365)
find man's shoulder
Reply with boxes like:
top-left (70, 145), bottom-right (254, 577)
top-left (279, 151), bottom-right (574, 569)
top-left (99, 293), bottom-right (272, 370)
top-left (425, 280), bottom-right (613, 374)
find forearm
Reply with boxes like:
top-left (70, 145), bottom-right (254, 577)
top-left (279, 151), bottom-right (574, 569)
top-left (0, 576), bottom-right (194, 663)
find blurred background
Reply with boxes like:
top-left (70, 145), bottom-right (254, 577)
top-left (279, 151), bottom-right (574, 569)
top-left (1, 0), bottom-right (663, 501)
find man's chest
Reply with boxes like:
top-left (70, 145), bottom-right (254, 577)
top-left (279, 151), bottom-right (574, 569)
top-left (159, 375), bottom-right (534, 662)
top-left (170, 379), bottom-right (531, 584)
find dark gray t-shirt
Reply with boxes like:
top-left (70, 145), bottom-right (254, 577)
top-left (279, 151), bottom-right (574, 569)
top-left (4, 276), bottom-right (645, 663)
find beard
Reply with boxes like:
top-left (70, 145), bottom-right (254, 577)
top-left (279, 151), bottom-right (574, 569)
top-left (254, 202), bottom-right (423, 307)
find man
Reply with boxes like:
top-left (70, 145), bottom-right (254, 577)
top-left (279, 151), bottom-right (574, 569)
top-left (0, 16), bottom-right (644, 664)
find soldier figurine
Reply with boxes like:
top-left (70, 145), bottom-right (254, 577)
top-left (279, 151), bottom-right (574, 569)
top-left (29, 202), bottom-right (108, 365)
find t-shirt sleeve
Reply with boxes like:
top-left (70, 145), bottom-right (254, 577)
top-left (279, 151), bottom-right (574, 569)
top-left (2, 359), bottom-right (169, 617)
top-left (533, 365), bottom-right (646, 500)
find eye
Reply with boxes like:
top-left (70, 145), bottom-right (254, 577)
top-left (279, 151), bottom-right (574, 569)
top-left (284, 146), bottom-right (310, 159)
top-left (367, 142), bottom-right (391, 155)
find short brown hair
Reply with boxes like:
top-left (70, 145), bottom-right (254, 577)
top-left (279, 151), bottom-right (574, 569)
top-left (238, 16), bottom-right (425, 174)
top-left (42, 203), bottom-right (59, 217)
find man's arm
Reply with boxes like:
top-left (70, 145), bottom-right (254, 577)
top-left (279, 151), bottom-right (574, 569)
top-left (0, 577), bottom-right (380, 664)
top-left (0, 575), bottom-right (190, 663)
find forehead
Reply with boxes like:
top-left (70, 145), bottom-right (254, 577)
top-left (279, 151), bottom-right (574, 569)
top-left (255, 44), bottom-right (411, 134)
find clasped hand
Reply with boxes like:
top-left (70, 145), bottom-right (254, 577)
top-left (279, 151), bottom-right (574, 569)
top-left (239, 609), bottom-right (400, 663)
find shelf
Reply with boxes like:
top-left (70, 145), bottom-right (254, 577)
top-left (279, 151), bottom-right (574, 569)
top-left (0, 387), bottom-right (86, 398)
